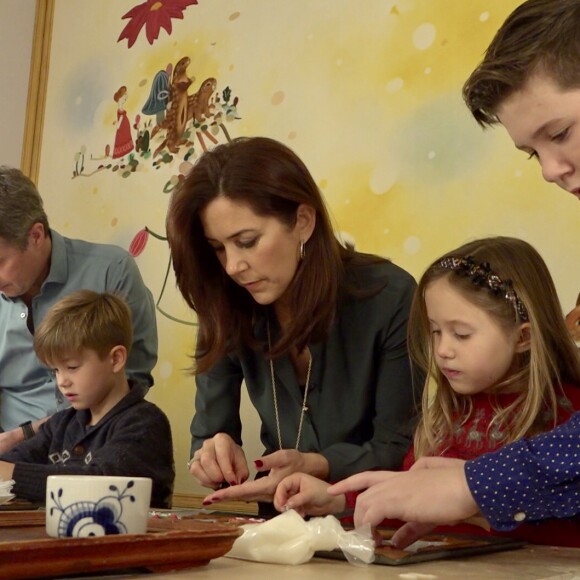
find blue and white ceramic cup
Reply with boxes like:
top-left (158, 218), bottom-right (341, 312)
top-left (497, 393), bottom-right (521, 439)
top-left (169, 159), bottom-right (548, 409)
top-left (45, 475), bottom-right (152, 538)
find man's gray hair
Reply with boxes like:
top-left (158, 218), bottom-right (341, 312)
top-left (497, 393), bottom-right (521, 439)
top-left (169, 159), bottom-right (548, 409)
top-left (0, 166), bottom-right (49, 249)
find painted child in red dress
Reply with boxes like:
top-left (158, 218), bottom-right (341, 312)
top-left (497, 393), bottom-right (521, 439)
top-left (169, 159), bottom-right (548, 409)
top-left (112, 86), bottom-right (134, 160)
top-left (275, 236), bottom-right (580, 548)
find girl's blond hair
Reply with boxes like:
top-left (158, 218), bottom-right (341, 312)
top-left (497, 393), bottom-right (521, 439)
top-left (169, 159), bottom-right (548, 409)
top-left (409, 237), bottom-right (580, 458)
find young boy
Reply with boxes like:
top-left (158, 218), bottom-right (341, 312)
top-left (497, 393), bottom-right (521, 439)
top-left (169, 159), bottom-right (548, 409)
top-left (276, 0), bottom-right (580, 547)
top-left (0, 290), bottom-right (174, 508)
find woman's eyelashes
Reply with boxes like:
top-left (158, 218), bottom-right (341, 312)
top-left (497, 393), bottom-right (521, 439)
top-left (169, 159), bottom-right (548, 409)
top-left (208, 237), bottom-right (259, 253)
top-left (236, 237), bottom-right (258, 249)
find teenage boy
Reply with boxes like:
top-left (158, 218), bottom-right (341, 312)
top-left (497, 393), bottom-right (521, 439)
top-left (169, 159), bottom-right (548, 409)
top-left (278, 0), bottom-right (580, 547)
top-left (0, 290), bottom-right (174, 508)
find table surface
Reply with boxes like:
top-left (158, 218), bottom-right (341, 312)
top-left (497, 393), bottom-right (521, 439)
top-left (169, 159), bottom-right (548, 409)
top-left (96, 545), bottom-right (580, 580)
top-left (2, 506), bottom-right (578, 579)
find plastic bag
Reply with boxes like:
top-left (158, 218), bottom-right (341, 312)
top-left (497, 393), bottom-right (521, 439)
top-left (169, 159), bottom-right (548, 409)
top-left (226, 509), bottom-right (375, 566)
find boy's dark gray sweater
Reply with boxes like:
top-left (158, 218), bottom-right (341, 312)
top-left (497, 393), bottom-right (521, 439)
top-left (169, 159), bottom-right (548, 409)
top-left (1, 383), bottom-right (174, 508)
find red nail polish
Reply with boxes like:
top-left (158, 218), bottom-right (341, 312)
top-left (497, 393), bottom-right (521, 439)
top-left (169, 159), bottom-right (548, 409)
top-left (254, 460), bottom-right (263, 468)
top-left (230, 481), bottom-right (237, 486)
top-left (202, 500), bottom-right (212, 506)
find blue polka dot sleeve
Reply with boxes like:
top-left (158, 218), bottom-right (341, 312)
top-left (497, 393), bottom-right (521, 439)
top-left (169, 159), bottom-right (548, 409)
top-left (465, 412), bottom-right (580, 531)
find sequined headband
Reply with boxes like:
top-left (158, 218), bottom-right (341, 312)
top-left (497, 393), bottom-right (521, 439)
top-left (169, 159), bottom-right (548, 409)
top-left (438, 256), bottom-right (529, 322)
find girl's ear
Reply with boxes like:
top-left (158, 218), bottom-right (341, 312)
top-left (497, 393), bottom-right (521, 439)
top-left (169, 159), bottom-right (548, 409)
top-left (110, 345), bottom-right (128, 373)
top-left (515, 322), bottom-right (532, 353)
top-left (295, 204), bottom-right (316, 243)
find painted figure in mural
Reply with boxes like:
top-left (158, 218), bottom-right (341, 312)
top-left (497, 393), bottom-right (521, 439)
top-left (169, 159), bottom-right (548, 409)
top-left (165, 136), bottom-right (420, 514)
top-left (0, 167), bottom-right (157, 454)
top-left (149, 55), bottom-right (219, 157)
top-left (188, 77), bottom-right (217, 124)
top-left (112, 86), bottom-right (135, 159)
top-left (275, 236), bottom-right (580, 547)
top-left (288, 0), bottom-right (580, 549)
top-left (0, 291), bottom-right (174, 508)
top-left (142, 66), bottom-right (172, 126)
top-left (151, 56), bottom-right (194, 156)
top-left (76, 56), bottom-right (237, 179)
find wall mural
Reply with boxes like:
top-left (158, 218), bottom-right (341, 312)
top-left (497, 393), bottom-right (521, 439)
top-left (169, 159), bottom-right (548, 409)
top-left (27, 0), bottom-right (580, 496)
top-left (69, 1), bottom-right (241, 325)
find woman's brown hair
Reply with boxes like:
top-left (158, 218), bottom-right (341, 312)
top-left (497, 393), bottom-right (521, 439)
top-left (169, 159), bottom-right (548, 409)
top-left (167, 137), bottom-right (379, 373)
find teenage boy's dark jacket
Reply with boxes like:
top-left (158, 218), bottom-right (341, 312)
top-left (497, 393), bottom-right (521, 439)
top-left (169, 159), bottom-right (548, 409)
top-left (0, 383), bottom-right (174, 508)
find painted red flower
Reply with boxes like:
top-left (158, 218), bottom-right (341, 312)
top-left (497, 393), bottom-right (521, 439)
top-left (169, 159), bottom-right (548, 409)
top-left (129, 228), bottom-right (149, 257)
top-left (118, 0), bottom-right (198, 48)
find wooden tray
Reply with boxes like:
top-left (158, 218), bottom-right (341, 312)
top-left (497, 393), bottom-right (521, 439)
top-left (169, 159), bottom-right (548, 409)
top-left (0, 509), bottom-right (45, 527)
top-left (0, 516), bottom-right (242, 579)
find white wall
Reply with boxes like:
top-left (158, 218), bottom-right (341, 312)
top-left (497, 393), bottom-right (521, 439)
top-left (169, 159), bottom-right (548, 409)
top-left (0, 0), bottom-right (36, 168)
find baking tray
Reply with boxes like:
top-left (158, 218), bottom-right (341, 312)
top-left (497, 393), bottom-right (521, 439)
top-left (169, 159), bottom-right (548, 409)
top-left (148, 511), bottom-right (526, 567)
top-left (316, 527), bottom-right (526, 565)
top-left (0, 512), bottom-right (242, 579)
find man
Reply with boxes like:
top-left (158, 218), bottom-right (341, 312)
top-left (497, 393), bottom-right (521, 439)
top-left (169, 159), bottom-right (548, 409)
top-left (0, 166), bottom-right (157, 452)
top-left (327, 0), bottom-right (580, 546)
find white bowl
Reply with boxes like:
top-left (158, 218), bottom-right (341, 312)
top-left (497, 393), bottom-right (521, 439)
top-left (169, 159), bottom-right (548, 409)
top-left (45, 475), bottom-right (152, 538)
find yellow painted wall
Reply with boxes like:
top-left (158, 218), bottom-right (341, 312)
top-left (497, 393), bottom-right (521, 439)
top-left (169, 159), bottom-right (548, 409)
top-left (33, 0), bottom-right (580, 496)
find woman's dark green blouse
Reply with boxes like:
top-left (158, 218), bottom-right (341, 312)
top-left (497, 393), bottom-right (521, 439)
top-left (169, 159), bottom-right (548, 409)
top-left (191, 259), bottom-right (420, 482)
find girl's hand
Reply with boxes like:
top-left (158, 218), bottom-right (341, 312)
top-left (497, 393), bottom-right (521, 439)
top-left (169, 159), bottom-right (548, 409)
top-left (328, 463), bottom-right (477, 530)
top-left (202, 450), bottom-right (329, 505)
top-left (273, 473), bottom-right (346, 516)
top-left (390, 522), bottom-right (437, 549)
top-left (188, 432), bottom-right (249, 490)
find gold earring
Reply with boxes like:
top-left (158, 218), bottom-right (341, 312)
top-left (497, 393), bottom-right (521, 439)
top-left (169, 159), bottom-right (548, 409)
top-left (300, 240), bottom-right (305, 260)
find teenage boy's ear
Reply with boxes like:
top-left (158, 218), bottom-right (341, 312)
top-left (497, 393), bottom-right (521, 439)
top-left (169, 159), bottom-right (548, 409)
top-left (515, 323), bottom-right (532, 353)
top-left (109, 345), bottom-right (128, 372)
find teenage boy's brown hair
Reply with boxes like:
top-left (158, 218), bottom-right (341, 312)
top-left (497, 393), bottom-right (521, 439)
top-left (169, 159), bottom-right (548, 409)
top-left (34, 290), bottom-right (133, 365)
top-left (463, 0), bottom-right (580, 127)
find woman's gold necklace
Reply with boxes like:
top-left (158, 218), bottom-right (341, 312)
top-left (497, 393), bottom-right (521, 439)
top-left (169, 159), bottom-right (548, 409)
top-left (267, 321), bottom-right (312, 450)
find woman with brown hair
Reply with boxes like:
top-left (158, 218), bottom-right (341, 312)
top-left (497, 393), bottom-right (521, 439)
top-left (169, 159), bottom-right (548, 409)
top-left (166, 136), bottom-right (419, 510)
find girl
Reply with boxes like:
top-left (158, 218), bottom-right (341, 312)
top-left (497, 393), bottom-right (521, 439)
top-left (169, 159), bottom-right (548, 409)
top-left (275, 236), bottom-right (580, 546)
top-left (166, 137), bottom-right (419, 513)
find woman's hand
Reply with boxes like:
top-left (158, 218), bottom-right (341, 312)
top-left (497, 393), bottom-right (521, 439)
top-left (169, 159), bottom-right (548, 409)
top-left (188, 432), bottom-right (249, 490)
top-left (273, 472), bottom-right (346, 516)
top-left (202, 450), bottom-right (329, 505)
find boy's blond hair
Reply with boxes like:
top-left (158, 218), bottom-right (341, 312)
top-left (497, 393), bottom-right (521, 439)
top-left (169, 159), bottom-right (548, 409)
top-left (34, 290), bottom-right (133, 366)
